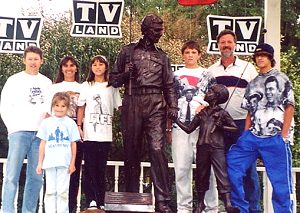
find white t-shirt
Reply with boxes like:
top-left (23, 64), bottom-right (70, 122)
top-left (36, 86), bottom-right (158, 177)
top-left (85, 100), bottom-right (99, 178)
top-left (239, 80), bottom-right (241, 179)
top-left (77, 81), bottom-right (122, 142)
top-left (48, 81), bottom-right (82, 119)
top-left (37, 116), bottom-right (80, 169)
top-left (0, 71), bottom-right (52, 134)
top-left (208, 57), bottom-right (258, 120)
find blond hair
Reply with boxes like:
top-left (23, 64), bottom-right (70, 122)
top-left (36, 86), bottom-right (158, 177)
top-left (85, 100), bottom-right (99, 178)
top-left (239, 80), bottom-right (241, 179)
top-left (51, 92), bottom-right (71, 110)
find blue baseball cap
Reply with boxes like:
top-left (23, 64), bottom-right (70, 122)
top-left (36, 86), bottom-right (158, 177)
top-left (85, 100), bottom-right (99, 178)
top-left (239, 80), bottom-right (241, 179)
top-left (253, 43), bottom-right (274, 58)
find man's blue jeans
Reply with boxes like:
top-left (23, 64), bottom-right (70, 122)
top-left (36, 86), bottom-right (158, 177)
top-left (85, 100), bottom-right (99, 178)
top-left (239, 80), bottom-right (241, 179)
top-left (2, 131), bottom-right (43, 213)
top-left (224, 119), bottom-right (261, 213)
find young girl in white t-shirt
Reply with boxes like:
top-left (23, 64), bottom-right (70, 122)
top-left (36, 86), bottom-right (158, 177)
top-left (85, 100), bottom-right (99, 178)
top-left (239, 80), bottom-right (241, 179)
top-left (36, 92), bottom-right (80, 213)
top-left (77, 55), bottom-right (122, 210)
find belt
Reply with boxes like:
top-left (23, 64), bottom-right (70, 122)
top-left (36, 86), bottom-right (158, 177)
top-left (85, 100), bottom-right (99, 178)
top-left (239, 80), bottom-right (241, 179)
top-left (125, 87), bottom-right (162, 95)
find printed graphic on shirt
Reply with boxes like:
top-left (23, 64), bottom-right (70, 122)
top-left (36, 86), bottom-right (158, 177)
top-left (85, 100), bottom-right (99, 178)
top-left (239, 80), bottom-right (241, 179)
top-left (175, 70), bottom-right (214, 99)
top-left (29, 87), bottom-right (44, 104)
top-left (175, 73), bottom-right (196, 98)
top-left (47, 125), bottom-right (71, 149)
top-left (174, 68), bottom-right (215, 125)
top-left (242, 70), bottom-right (294, 139)
top-left (65, 91), bottom-right (80, 119)
top-left (178, 88), bottom-right (197, 124)
top-left (37, 116), bottom-right (80, 169)
top-left (89, 94), bottom-right (111, 132)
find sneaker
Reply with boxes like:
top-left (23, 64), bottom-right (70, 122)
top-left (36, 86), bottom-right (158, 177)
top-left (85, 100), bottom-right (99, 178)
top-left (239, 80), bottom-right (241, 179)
top-left (88, 200), bottom-right (97, 210)
top-left (99, 206), bottom-right (106, 212)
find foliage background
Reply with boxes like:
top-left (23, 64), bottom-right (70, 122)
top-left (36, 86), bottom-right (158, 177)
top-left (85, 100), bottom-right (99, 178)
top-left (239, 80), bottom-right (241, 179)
top-left (0, 0), bottom-right (299, 211)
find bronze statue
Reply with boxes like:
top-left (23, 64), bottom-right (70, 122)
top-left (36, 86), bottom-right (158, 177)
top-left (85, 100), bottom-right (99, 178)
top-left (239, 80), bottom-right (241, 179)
top-left (176, 84), bottom-right (240, 213)
top-left (109, 14), bottom-right (178, 213)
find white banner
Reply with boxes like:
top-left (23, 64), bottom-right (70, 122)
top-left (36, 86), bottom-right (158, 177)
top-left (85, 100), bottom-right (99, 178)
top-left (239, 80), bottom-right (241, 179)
top-left (0, 16), bottom-right (43, 54)
top-left (207, 15), bottom-right (262, 55)
top-left (70, 0), bottom-right (124, 38)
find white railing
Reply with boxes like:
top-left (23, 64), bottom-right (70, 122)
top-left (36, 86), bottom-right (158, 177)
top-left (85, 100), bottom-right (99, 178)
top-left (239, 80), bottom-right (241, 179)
top-left (0, 159), bottom-right (298, 212)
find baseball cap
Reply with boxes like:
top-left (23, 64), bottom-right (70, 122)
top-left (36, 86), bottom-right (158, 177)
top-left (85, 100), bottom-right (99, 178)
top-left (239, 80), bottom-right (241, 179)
top-left (253, 43), bottom-right (274, 58)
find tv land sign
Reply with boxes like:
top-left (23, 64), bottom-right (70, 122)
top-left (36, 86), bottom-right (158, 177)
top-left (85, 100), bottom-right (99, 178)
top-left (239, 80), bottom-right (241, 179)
top-left (70, 0), bottom-right (124, 38)
top-left (0, 0), bottom-right (124, 54)
top-left (207, 15), bottom-right (262, 55)
top-left (0, 17), bottom-right (43, 54)
top-left (0, 8), bottom-right (261, 55)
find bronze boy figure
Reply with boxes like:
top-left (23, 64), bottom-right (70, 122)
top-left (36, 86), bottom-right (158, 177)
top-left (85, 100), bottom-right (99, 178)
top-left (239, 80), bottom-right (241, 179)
top-left (176, 84), bottom-right (240, 213)
top-left (109, 14), bottom-right (178, 213)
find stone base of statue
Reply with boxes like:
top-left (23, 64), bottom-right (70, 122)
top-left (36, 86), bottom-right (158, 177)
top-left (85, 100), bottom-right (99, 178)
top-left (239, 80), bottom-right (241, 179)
top-left (105, 192), bottom-right (154, 212)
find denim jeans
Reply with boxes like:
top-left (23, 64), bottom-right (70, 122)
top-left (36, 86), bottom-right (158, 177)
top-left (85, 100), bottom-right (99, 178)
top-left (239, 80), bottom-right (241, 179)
top-left (224, 120), bottom-right (262, 213)
top-left (2, 131), bottom-right (43, 213)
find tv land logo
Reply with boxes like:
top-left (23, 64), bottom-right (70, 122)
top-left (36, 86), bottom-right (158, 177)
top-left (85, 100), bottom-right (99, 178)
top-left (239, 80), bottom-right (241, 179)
top-left (0, 17), bottom-right (43, 54)
top-left (70, 0), bottom-right (124, 38)
top-left (207, 15), bottom-right (262, 55)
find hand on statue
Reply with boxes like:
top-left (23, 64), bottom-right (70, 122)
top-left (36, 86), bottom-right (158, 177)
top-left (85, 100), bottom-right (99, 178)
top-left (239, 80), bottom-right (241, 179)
top-left (168, 107), bottom-right (178, 121)
top-left (196, 104), bottom-right (206, 113)
top-left (127, 62), bottom-right (137, 78)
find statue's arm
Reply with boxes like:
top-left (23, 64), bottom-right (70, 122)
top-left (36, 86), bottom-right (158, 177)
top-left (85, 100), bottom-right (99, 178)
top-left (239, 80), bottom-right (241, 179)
top-left (109, 47), bottom-right (131, 88)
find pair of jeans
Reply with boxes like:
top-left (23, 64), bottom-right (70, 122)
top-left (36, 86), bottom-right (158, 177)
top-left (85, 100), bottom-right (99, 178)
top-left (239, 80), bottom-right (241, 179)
top-left (224, 119), bottom-right (261, 213)
top-left (44, 167), bottom-right (70, 213)
top-left (2, 131), bottom-right (43, 213)
top-left (172, 127), bottom-right (218, 213)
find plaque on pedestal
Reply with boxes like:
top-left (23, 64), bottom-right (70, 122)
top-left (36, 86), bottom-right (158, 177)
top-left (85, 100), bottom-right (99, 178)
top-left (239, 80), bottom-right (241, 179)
top-left (105, 192), bottom-right (154, 212)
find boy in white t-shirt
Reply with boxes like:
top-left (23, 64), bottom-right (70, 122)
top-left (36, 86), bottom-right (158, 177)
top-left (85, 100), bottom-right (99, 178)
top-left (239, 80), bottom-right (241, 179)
top-left (172, 40), bottom-right (218, 213)
top-left (36, 92), bottom-right (80, 212)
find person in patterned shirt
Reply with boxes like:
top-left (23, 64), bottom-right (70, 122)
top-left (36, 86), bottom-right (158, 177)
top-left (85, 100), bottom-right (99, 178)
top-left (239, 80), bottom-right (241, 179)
top-left (227, 43), bottom-right (295, 213)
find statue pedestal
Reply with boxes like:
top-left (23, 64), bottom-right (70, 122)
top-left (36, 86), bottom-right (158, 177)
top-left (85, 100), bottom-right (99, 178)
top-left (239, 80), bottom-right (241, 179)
top-left (105, 192), bottom-right (154, 212)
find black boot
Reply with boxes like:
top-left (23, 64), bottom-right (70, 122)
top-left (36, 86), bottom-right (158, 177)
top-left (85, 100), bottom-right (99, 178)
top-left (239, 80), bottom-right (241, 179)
top-left (157, 201), bottom-right (173, 213)
top-left (194, 201), bottom-right (205, 213)
top-left (194, 192), bottom-right (206, 213)
top-left (221, 193), bottom-right (240, 213)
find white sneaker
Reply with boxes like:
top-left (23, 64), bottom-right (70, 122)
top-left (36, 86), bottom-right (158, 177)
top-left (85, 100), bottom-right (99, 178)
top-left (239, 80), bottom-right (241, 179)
top-left (88, 200), bottom-right (97, 210)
